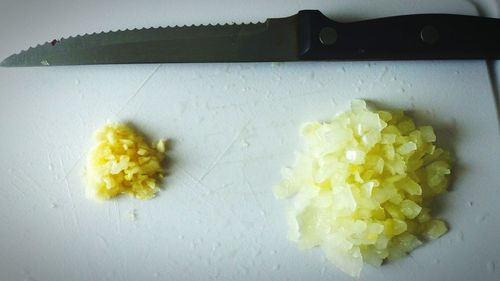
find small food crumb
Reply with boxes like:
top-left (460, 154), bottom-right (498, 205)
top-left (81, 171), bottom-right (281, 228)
top-left (487, 261), bottom-right (496, 272)
top-left (271, 62), bottom-right (283, 68)
top-left (475, 214), bottom-right (488, 224)
top-left (127, 209), bottom-right (137, 221)
top-left (85, 122), bottom-right (167, 201)
top-left (240, 140), bottom-right (250, 148)
top-left (274, 100), bottom-right (452, 277)
top-left (156, 140), bottom-right (166, 153)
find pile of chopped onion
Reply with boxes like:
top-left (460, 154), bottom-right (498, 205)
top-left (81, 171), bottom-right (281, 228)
top-left (85, 122), bottom-right (166, 201)
top-left (274, 100), bottom-right (451, 277)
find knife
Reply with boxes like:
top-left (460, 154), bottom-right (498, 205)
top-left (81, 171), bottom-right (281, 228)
top-left (2, 10), bottom-right (500, 67)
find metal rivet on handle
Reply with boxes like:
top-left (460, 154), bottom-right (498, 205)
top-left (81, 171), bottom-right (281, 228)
top-left (319, 27), bottom-right (338, 46)
top-left (420, 25), bottom-right (439, 44)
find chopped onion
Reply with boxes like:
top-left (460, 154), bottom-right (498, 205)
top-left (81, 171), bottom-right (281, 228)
top-left (85, 122), bottom-right (166, 201)
top-left (274, 100), bottom-right (452, 277)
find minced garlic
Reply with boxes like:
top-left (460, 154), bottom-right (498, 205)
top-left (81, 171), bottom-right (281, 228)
top-left (85, 122), bottom-right (166, 201)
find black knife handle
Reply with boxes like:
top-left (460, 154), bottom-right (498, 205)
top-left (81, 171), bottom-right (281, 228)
top-left (298, 10), bottom-right (500, 60)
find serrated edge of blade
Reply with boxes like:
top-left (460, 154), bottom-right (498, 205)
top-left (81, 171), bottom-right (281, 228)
top-left (8, 21), bottom-right (268, 57)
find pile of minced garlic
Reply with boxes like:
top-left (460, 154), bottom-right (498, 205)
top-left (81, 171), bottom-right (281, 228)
top-left (85, 122), bottom-right (166, 201)
top-left (274, 100), bottom-right (451, 277)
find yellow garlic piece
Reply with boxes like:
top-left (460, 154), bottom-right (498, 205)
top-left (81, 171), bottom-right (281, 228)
top-left (85, 122), bottom-right (166, 201)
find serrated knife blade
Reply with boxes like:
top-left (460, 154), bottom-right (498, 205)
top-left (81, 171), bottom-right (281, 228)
top-left (2, 10), bottom-right (500, 67)
top-left (0, 16), bottom-right (298, 67)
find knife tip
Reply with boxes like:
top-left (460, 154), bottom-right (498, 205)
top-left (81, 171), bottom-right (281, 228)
top-left (0, 56), bottom-right (13, 67)
top-left (0, 54), bottom-right (25, 67)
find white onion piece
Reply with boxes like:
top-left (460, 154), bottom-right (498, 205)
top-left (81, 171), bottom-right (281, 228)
top-left (274, 100), bottom-right (452, 277)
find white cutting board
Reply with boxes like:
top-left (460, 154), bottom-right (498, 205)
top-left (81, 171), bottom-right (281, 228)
top-left (0, 1), bottom-right (499, 281)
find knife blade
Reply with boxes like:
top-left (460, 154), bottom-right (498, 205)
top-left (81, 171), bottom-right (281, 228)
top-left (2, 10), bottom-right (500, 67)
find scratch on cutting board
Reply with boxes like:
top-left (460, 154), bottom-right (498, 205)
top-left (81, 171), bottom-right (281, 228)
top-left (84, 248), bottom-right (98, 281)
top-left (268, 89), bottom-right (325, 103)
top-left (106, 202), bottom-right (112, 224)
top-left (114, 64), bottom-right (162, 116)
top-left (59, 200), bottom-right (70, 233)
top-left (11, 181), bottom-right (27, 197)
top-left (77, 114), bottom-right (86, 131)
top-left (243, 176), bottom-right (265, 217)
top-left (198, 122), bottom-right (249, 181)
top-left (241, 165), bottom-right (265, 214)
top-left (220, 153), bottom-right (281, 165)
top-left (63, 153), bottom-right (85, 180)
top-left (63, 174), bottom-right (80, 230)
top-left (178, 168), bottom-right (218, 203)
top-left (97, 234), bottom-right (109, 248)
top-left (47, 151), bottom-right (55, 170)
top-left (26, 174), bottom-right (44, 190)
top-left (329, 97), bottom-right (338, 107)
top-left (177, 169), bottom-right (224, 215)
top-left (60, 157), bottom-right (82, 232)
top-left (13, 168), bottom-right (41, 192)
top-left (127, 95), bottom-right (149, 121)
top-left (140, 245), bottom-right (153, 270)
top-left (179, 168), bottom-right (210, 191)
top-left (115, 202), bottom-right (122, 235)
top-left (378, 66), bottom-right (389, 80)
